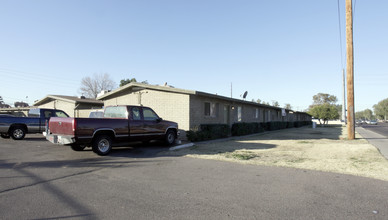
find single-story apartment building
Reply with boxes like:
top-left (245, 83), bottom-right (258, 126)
top-left (33, 95), bottom-right (104, 117)
top-left (97, 83), bottom-right (311, 137)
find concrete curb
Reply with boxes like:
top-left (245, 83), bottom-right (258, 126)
top-left (169, 143), bottom-right (195, 151)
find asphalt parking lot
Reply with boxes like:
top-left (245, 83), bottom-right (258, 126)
top-left (1, 134), bottom-right (388, 219)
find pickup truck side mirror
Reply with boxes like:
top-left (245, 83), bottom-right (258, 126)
top-left (156, 118), bottom-right (163, 123)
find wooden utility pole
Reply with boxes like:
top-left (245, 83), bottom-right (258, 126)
top-left (342, 69), bottom-right (346, 124)
top-left (346, 0), bottom-right (355, 139)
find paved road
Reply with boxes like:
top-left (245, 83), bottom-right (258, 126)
top-left (357, 122), bottom-right (388, 159)
top-left (1, 134), bottom-right (388, 219)
top-left (359, 122), bottom-right (388, 137)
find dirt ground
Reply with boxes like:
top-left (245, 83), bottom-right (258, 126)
top-left (166, 126), bottom-right (388, 182)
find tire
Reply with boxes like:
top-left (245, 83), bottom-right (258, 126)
top-left (10, 126), bottom-right (26, 140)
top-left (165, 130), bottom-right (176, 145)
top-left (1, 133), bottom-right (10, 139)
top-left (70, 144), bottom-right (86, 151)
top-left (92, 135), bottom-right (112, 156)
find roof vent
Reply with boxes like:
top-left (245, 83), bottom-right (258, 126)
top-left (97, 90), bottom-right (109, 98)
top-left (80, 96), bottom-right (86, 99)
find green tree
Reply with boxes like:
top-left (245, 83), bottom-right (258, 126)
top-left (312, 93), bottom-right (338, 105)
top-left (120, 78), bottom-right (137, 87)
top-left (120, 78), bottom-right (149, 87)
top-left (308, 93), bottom-right (339, 124)
top-left (308, 104), bottom-right (339, 124)
top-left (373, 98), bottom-right (388, 121)
top-left (284, 103), bottom-right (292, 110)
top-left (355, 109), bottom-right (374, 121)
top-left (271, 100), bottom-right (280, 107)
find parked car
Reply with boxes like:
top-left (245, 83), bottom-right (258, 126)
top-left (0, 108), bottom-right (69, 140)
top-left (368, 120), bottom-right (378, 125)
top-left (46, 105), bottom-right (179, 155)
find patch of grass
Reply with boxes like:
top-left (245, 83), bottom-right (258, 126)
top-left (225, 151), bottom-right (258, 160)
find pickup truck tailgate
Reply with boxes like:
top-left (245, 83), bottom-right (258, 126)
top-left (49, 117), bottom-right (75, 136)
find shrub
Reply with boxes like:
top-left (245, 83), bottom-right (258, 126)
top-left (287, 122), bottom-right (295, 128)
top-left (186, 124), bottom-right (229, 142)
top-left (262, 122), bottom-right (288, 131)
top-left (231, 122), bottom-right (263, 136)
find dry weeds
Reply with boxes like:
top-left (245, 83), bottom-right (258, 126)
top-left (167, 126), bottom-right (388, 181)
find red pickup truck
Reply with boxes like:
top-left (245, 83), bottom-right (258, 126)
top-left (46, 105), bottom-right (179, 155)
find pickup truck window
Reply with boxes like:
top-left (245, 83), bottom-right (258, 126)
top-left (28, 109), bottom-right (40, 117)
top-left (104, 106), bottom-right (127, 118)
top-left (44, 111), bottom-right (53, 118)
top-left (54, 111), bottom-right (68, 117)
top-left (143, 108), bottom-right (159, 121)
top-left (130, 107), bottom-right (141, 121)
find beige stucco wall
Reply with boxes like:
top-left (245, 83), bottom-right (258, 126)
top-left (189, 95), bottom-right (291, 129)
top-left (102, 89), bottom-right (190, 131)
top-left (35, 100), bottom-right (103, 118)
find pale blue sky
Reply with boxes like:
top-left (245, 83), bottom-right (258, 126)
top-left (0, 0), bottom-right (387, 112)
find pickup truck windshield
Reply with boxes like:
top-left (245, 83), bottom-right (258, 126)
top-left (104, 106), bottom-right (128, 118)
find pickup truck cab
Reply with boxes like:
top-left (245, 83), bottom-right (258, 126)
top-left (46, 105), bottom-right (179, 156)
top-left (0, 108), bottom-right (69, 140)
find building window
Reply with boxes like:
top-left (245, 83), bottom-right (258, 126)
top-left (255, 108), bottom-right (259, 119)
top-left (267, 110), bottom-right (271, 122)
top-left (237, 106), bottom-right (242, 122)
top-left (205, 102), bottom-right (217, 117)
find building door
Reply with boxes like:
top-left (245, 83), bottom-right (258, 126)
top-left (224, 105), bottom-right (230, 125)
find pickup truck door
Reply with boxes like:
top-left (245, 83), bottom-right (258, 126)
top-left (27, 109), bottom-right (54, 133)
top-left (128, 106), bottom-right (146, 138)
top-left (142, 107), bottom-right (165, 135)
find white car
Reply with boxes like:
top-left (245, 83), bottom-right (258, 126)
top-left (368, 120), bottom-right (378, 125)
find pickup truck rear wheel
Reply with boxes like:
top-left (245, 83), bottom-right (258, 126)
top-left (70, 144), bottom-right (86, 151)
top-left (165, 130), bottom-right (176, 145)
top-left (10, 126), bottom-right (26, 140)
top-left (92, 135), bottom-right (112, 156)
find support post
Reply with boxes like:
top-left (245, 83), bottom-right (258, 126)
top-left (346, 0), bottom-right (355, 139)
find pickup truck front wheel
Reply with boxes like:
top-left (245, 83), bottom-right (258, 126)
top-left (165, 130), bottom-right (176, 145)
top-left (92, 135), bottom-right (112, 156)
top-left (10, 127), bottom-right (26, 140)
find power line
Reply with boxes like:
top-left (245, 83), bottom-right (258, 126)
top-left (0, 68), bottom-right (78, 85)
